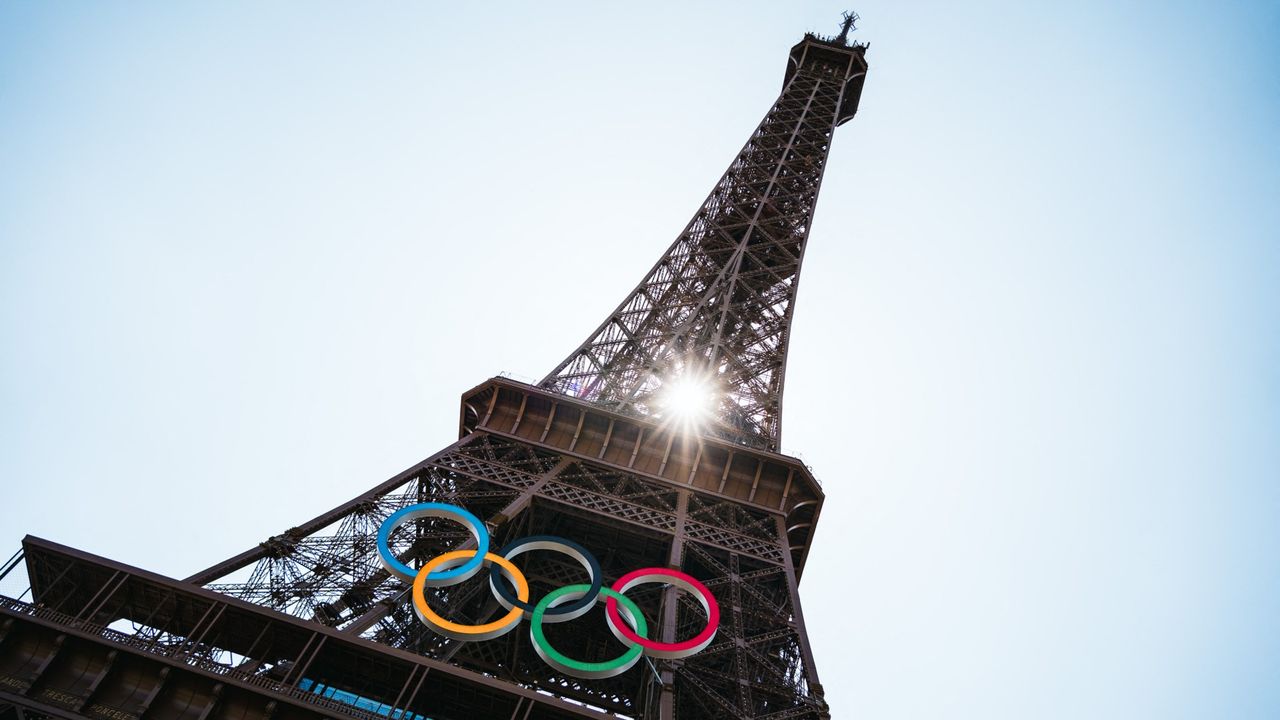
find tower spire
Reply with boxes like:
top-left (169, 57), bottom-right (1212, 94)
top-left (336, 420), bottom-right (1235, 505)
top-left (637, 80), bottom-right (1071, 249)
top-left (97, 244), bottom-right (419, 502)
top-left (836, 10), bottom-right (860, 45)
top-left (541, 30), bottom-right (869, 452)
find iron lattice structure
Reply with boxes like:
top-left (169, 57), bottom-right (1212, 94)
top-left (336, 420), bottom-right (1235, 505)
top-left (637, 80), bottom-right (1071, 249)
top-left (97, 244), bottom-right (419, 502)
top-left (0, 22), bottom-right (868, 720)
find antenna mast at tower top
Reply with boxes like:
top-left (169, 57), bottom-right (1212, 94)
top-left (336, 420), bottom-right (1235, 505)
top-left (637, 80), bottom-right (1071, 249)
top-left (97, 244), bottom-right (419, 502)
top-left (835, 10), bottom-right (860, 45)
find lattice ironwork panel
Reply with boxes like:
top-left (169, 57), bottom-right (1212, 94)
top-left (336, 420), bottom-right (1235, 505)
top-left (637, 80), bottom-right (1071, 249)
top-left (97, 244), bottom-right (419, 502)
top-left (202, 433), bottom-right (560, 631)
top-left (431, 450), bottom-right (543, 490)
top-left (688, 493), bottom-right (781, 541)
top-left (541, 482), bottom-right (678, 532)
top-left (451, 434), bottom-right (563, 477)
top-left (683, 520), bottom-right (784, 564)
top-left (554, 463), bottom-right (679, 514)
top-left (675, 541), bottom-right (826, 719)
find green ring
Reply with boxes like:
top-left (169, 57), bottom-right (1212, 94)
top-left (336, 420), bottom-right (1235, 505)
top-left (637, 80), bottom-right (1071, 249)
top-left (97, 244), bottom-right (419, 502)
top-left (530, 583), bottom-right (649, 680)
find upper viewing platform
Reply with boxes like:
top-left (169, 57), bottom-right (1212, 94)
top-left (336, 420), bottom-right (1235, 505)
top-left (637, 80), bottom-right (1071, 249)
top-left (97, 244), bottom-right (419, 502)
top-left (785, 11), bottom-right (870, 125)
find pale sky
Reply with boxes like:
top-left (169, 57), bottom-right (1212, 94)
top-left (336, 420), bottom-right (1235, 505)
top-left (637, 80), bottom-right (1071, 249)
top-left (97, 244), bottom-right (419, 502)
top-left (2, 2), bottom-right (1278, 718)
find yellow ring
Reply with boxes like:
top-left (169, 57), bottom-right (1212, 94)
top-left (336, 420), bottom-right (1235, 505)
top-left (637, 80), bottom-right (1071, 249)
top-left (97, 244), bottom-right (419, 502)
top-left (411, 550), bottom-right (530, 641)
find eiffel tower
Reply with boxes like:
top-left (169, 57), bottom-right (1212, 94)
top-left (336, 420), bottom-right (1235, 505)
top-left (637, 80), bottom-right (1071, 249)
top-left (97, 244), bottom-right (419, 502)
top-left (1, 15), bottom-right (869, 720)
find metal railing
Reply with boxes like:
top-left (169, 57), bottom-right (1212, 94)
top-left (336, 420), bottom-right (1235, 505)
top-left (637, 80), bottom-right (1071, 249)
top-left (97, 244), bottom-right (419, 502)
top-left (0, 595), bottom-right (388, 720)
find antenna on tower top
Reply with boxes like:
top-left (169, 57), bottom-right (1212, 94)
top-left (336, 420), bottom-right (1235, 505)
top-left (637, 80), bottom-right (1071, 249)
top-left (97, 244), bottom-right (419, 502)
top-left (835, 10), bottom-right (860, 45)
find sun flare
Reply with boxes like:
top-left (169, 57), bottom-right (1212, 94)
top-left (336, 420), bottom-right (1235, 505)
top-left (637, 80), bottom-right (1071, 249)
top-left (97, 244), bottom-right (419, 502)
top-left (657, 372), bottom-right (719, 435)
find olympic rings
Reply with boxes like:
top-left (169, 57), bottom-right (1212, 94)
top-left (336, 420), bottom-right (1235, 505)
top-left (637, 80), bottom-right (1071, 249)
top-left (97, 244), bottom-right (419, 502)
top-left (376, 503), bottom-right (488, 584)
top-left (378, 502), bottom-right (720, 680)
top-left (605, 568), bottom-right (720, 659)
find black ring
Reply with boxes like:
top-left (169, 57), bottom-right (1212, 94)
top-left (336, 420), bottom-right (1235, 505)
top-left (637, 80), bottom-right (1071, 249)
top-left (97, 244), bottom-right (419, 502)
top-left (488, 534), bottom-right (602, 621)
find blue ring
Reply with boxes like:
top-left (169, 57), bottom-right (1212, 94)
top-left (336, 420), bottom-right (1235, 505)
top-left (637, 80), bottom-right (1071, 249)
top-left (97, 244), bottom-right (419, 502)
top-left (376, 503), bottom-right (489, 584)
top-left (489, 535), bottom-right (602, 621)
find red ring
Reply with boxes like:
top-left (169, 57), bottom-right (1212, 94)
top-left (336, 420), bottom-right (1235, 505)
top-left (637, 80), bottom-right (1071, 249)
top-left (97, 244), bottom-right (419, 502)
top-left (604, 567), bottom-right (719, 659)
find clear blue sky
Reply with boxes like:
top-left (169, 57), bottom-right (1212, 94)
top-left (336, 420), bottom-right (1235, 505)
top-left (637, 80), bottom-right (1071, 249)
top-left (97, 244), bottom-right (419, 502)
top-left (2, 2), bottom-right (1278, 718)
